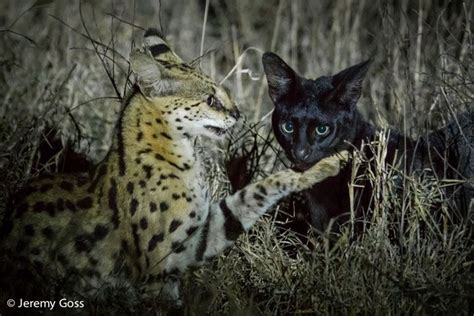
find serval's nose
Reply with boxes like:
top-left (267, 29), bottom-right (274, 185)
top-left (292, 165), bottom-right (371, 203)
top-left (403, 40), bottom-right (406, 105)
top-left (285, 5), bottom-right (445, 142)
top-left (230, 107), bottom-right (240, 120)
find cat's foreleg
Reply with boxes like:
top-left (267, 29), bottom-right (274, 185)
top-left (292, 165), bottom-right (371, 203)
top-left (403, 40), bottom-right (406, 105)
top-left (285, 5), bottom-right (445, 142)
top-left (201, 151), bottom-right (349, 260)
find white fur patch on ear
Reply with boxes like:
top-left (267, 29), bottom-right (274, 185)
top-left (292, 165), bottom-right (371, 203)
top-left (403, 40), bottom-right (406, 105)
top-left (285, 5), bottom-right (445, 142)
top-left (144, 35), bottom-right (167, 48)
top-left (143, 35), bottom-right (183, 63)
top-left (148, 80), bottom-right (182, 97)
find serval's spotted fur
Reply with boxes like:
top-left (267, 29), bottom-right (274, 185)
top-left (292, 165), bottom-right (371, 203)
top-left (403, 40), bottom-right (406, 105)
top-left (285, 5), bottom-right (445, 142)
top-left (1, 28), bottom-right (347, 304)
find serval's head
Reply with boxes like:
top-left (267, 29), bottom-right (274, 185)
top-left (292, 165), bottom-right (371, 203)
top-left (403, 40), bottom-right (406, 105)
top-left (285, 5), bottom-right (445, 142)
top-left (130, 28), bottom-right (240, 139)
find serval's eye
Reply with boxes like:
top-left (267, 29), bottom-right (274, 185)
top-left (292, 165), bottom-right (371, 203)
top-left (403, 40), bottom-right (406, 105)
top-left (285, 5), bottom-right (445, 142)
top-left (315, 125), bottom-right (330, 136)
top-left (281, 122), bottom-right (294, 134)
top-left (207, 95), bottom-right (224, 111)
top-left (206, 96), bottom-right (215, 107)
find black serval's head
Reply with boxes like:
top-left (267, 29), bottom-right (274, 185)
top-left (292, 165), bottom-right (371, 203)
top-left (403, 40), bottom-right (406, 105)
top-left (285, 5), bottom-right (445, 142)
top-left (262, 52), bottom-right (371, 171)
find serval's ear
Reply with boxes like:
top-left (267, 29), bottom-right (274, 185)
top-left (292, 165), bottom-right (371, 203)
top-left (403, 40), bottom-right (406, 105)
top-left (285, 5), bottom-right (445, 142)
top-left (143, 28), bottom-right (183, 65)
top-left (130, 28), bottom-right (186, 97)
top-left (262, 52), bottom-right (300, 105)
top-left (327, 59), bottom-right (372, 110)
top-left (130, 49), bottom-right (181, 97)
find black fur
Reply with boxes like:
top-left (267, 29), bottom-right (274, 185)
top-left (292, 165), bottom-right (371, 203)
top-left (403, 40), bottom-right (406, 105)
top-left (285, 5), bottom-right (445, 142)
top-left (263, 52), bottom-right (473, 234)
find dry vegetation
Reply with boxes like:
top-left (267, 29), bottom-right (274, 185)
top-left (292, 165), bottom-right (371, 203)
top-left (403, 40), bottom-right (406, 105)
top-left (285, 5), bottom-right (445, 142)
top-left (0, 0), bottom-right (472, 314)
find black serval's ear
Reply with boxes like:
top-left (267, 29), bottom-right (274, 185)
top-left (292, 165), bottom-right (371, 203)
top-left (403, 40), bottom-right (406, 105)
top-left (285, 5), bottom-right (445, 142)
top-left (262, 52), bottom-right (300, 104)
top-left (328, 59), bottom-right (372, 110)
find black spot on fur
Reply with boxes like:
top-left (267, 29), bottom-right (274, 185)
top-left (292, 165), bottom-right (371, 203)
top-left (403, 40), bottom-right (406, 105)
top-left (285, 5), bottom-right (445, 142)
top-left (127, 182), bottom-right (134, 194)
top-left (156, 118), bottom-right (162, 124)
top-left (75, 234), bottom-right (92, 253)
top-left (139, 180), bottom-right (146, 188)
top-left (169, 219), bottom-right (182, 233)
top-left (160, 201), bottom-right (169, 212)
top-left (65, 200), bottom-right (77, 212)
top-left (150, 202), bottom-right (157, 213)
top-left (172, 241), bottom-right (186, 253)
top-left (186, 226), bottom-right (198, 236)
top-left (189, 211), bottom-right (196, 218)
top-left (140, 217), bottom-right (148, 230)
top-left (121, 239), bottom-right (130, 254)
top-left (77, 196), bottom-right (93, 209)
top-left (59, 181), bottom-right (74, 192)
top-left (136, 132), bottom-right (143, 142)
top-left (220, 199), bottom-right (245, 241)
top-left (138, 148), bottom-right (152, 155)
top-left (42, 227), bottom-right (55, 239)
top-left (160, 132), bottom-right (172, 140)
top-left (155, 153), bottom-right (185, 171)
top-left (56, 199), bottom-right (65, 212)
top-left (130, 199), bottom-right (139, 216)
top-left (109, 179), bottom-right (120, 229)
top-left (58, 254), bottom-right (69, 265)
top-left (257, 184), bottom-right (267, 196)
top-left (142, 165), bottom-right (153, 178)
top-left (132, 223), bottom-right (142, 257)
top-left (45, 202), bottom-right (56, 217)
top-left (172, 193), bottom-right (181, 200)
top-left (89, 257), bottom-right (98, 266)
top-left (148, 233), bottom-right (164, 251)
top-left (94, 224), bottom-right (109, 240)
top-left (253, 192), bottom-right (265, 201)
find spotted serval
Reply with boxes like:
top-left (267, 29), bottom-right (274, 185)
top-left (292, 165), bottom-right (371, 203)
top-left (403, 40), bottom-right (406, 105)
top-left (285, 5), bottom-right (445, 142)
top-left (1, 28), bottom-right (347, 304)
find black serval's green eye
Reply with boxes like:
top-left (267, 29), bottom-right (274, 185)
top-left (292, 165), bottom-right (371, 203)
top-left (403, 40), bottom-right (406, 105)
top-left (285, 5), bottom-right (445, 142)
top-left (281, 122), bottom-right (294, 134)
top-left (315, 125), bottom-right (330, 136)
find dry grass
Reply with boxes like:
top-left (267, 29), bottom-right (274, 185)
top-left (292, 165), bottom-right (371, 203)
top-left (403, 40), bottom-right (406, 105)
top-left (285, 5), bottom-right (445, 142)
top-left (0, 0), bottom-right (472, 314)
